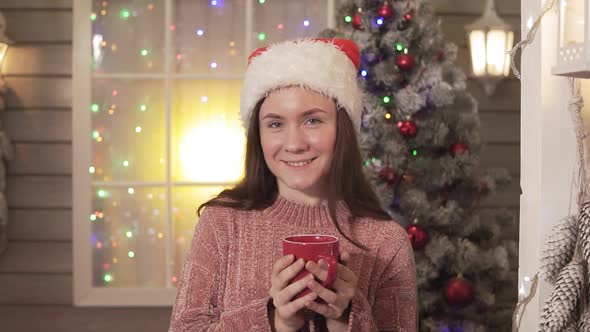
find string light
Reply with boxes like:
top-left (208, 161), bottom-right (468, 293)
top-left (210, 62), bottom-right (218, 69)
top-left (147, 3), bottom-right (155, 10)
top-left (259, 0), bottom-right (266, 3)
top-left (90, 13), bottom-right (97, 21)
top-left (395, 43), bottom-right (404, 51)
top-left (169, 25), bottom-right (176, 31)
top-left (128, 187), bottom-right (135, 194)
top-left (303, 19), bottom-right (310, 27)
top-left (385, 113), bottom-right (392, 120)
top-left (344, 16), bottom-right (352, 23)
top-left (277, 24), bottom-right (284, 30)
top-left (125, 231), bottom-right (133, 238)
top-left (383, 96), bottom-right (391, 104)
top-left (157, 232), bottom-right (164, 239)
top-left (128, 251), bottom-right (135, 258)
top-left (91, 103), bottom-right (99, 112)
top-left (412, 149), bottom-right (418, 156)
top-left (103, 273), bottom-right (113, 282)
top-left (96, 137), bottom-right (103, 142)
top-left (101, 10), bottom-right (107, 16)
top-left (201, 96), bottom-right (208, 102)
top-left (122, 160), bottom-right (129, 167)
top-left (135, 126), bottom-right (142, 133)
top-left (111, 90), bottom-right (118, 96)
top-left (111, 44), bottom-right (117, 51)
top-left (360, 69), bottom-right (368, 77)
top-left (97, 189), bottom-right (108, 198)
top-left (258, 33), bottom-right (266, 41)
top-left (196, 29), bottom-right (204, 37)
top-left (140, 49), bottom-right (148, 56)
top-left (139, 104), bottom-right (147, 112)
top-left (376, 18), bottom-right (384, 25)
top-left (176, 53), bottom-right (182, 60)
top-left (90, 214), bottom-right (97, 221)
top-left (229, 41), bottom-right (235, 47)
top-left (101, 40), bottom-right (107, 47)
top-left (89, 166), bottom-right (96, 173)
top-left (92, 130), bottom-right (100, 139)
top-left (120, 9), bottom-right (130, 19)
top-left (108, 108), bottom-right (115, 115)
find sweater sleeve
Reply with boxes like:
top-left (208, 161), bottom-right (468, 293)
top-left (169, 207), bottom-right (273, 332)
top-left (347, 226), bottom-right (418, 332)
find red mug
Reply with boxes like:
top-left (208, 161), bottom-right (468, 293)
top-left (282, 234), bottom-right (339, 299)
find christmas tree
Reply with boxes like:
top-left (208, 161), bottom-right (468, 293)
top-left (321, 1), bottom-right (518, 330)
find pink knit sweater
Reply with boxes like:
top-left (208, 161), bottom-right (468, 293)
top-left (169, 196), bottom-right (417, 331)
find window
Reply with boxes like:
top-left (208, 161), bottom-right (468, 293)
top-left (73, 0), bottom-right (335, 306)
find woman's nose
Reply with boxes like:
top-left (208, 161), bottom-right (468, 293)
top-left (284, 127), bottom-right (308, 153)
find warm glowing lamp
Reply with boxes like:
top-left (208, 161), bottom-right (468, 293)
top-left (0, 11), bottom-right (13, 70)
top-left (465, 0), bottom-right (514, 95)
top-left (552, 0), bottom-right (590, 77)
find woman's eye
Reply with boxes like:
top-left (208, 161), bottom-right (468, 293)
top-left (268, 121), bottom-right (282, 128)
top-left (306, 118), bottom-right (322, 125)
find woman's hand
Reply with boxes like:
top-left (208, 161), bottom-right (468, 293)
top-left (303, 251), bottom-right (357, 330)
top-left (269, 254), bottom-right (318, 332)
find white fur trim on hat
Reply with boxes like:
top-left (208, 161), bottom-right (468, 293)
top-left (240, 39), bottom-right (362, 133)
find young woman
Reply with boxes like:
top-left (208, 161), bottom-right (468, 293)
top-left (169, 38), bottom-right (417, 332)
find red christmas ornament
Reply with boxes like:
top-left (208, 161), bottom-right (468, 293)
top-left (450, 142), bottom-right (470, 156)
top-left (397, 120), bottom-right (417, 138)
top-left (443, 277), bottom-right (474, 307)
top-left (352, 8), bottom-right (363, 30)
top-left (378, 2), bottom-right (394, 20)
top-left (406, 225), bottom-right (429, 249)
top-left (396, 54), bottom-right (415, 71)
top-left (379, 166), bottom-right (397, 185)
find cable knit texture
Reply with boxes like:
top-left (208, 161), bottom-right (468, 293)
top-left (169, 196), bottom-right (417, 331)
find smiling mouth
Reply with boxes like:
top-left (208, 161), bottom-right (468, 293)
top-left (284, 158), bottom-right (316, 167)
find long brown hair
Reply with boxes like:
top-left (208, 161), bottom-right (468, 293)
top-left (198, 97), bottom-right (391, 249)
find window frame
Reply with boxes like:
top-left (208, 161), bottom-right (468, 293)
top-left (73, 0), bottom-right (336, 306)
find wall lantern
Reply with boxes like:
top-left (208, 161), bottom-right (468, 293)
top-left (552, 0), bottom-right (590, 77)
top-left (465, 0), bottom-right (515, 96)
top-left (0, 11), bottom-right (13, 70)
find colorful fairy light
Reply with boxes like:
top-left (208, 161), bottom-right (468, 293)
top-left (259, 0), bottom-right (266, 3)
top-left (395, 43), bottom-right (404, 51)
top-left (90, 214), bottom-right (97, 221)
top-left (101, 10), bottom-right (107, 16)
top-left (383, 96), bottom-right (391, 103)
top-left (135, 126), bottom-right (142, 133)
top-left (103, 273), bottom-right (113, 282)
top-left (120, 9), bottom-right (130, 19)
top-left (360, 69), bottom-right (368, 77)
top-left (97, 189), bottom-right (108, 198)
top-left (196, 29), bottom-right (204, 36)
top-left (140, 104), bottom-right (147, 112)
top-left (303, 19), bottom-right (310, 27)
top-left (385, 113), bottom-right (392, 120)
top-left (258, 33), bottom-right (266, 41)
top-left (140, 49), bottom-right (148, 56)
top-left (210, 62), bottom-right (218, 69)
top-left (344, 15), bottom-right (352, 23)
top-left (122, 160), bottom-right (129, 167)
top-left (89, 166), bottom-right (96, 173)
top-left (90, 13), bottom-right (97, 21)
top-left (277, 24), bottom-right (284, 30)
top-left (92, 130), bottom-right (100, 139)
top-left (169, 25), bottom-right (176, 31)
top-left (176, 53), bottom-right (183, 60)
top-left (201, 96), bottom-right (208, 102)
top-left (126, 231), bottom-right (133, 238)
top-left (91, 103), bottom-right (99, 112)
top-left (376, 18), bottom-right (384, 25)
top-left (128, 187), bottom-right (135, 194)
top-left (111, 44), bottom-right (117, 51)
top-left (111, 90), bottom-right (118, 96)
top-left (412, 149), bottom-right (418, 156)
top-left (147, 3), bottom-right (155, 10)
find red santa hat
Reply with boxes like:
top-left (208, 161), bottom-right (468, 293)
top-left (240, 38), bottom-right (363, 133)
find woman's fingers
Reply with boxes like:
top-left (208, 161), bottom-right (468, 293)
top-left (272, 254), bottom-right (295, 277)
top-left (273, 274), bottom-right (314, 307)
top-left (306, 279), bottom-right (341, 306)
top-left (278, 291), bottom-right (318, 318)
top-left (273, 257), bottom-right (305, 290)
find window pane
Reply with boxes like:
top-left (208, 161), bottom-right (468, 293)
top-left (171, 185), bottom-right (229, 283)
top-left (91, 79), bottom-right (165, 182)
top-left (171, 80), bottom-right (245, 182)
top-left (253, 0), bottom-right (327, 45)
top-left (92, 186), bottom-right (167, 288)
top-left (174, 0), bottom-right (246, 75)
top-left (91, 0), bottom-right (165, 73)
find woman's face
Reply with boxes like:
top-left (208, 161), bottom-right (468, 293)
top-left (259, 86), bottom-right (337, 203)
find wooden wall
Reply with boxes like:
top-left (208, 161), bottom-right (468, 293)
top-left (0, 0), bottom-right (519, 330)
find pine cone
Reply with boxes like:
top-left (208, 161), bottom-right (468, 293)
top-left (580, 201), bottom-right (590, 263)
top-left (579, 307), bottom-right (590, 331)
top-left (541, 216), bottom-right (578, 283)
top-left (540, 261), bottom-right (584, 332)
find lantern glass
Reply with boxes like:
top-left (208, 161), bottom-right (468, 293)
top-left (0, 42), bottom-right (8, 68)
top-left (561, 0), bottom-right (585, 47)
top-left (469, 30), bottom-right (486, 76)
top-left (503, 31), bottom-right (515, 76)
top-left (486, 30), bottom-right (509, 76)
